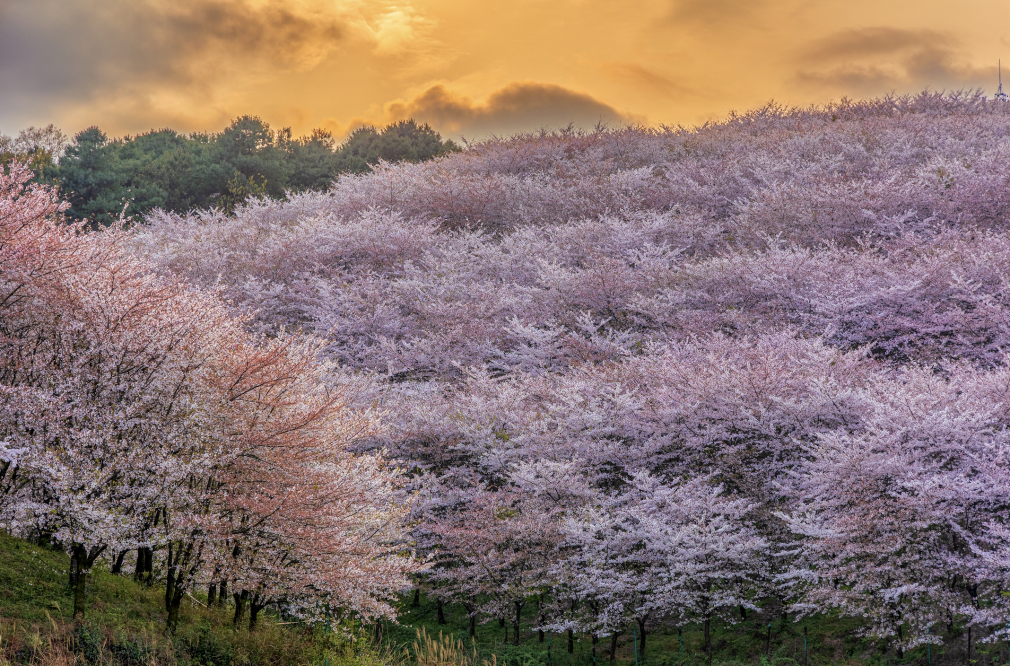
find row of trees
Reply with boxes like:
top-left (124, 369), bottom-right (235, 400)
top-left (130, 90), bottom-right (1010, 663)
top-left (0, 117), bottom-right (459, 224)
top-left (0, 161), bottom-right (417, 630)
top-left (409, 339), bottom-right (1010, 663)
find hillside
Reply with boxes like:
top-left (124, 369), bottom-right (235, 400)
top-left (0, 531), bottom-right (375, 666)
top-left (6, 89), bottom-right (1010, 666)
top-left (121, 90), bottom-right (1010, 664)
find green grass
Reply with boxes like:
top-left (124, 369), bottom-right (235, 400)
top-left (0, 531), bottom-right (1003, 666)
top-left (382, 592), bottom-right (997, 666)
top-left (0, 532), bottom-right (393, 666)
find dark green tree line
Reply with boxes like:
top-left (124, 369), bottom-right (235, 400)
top-left (1, 117), bottom-right (459, 224)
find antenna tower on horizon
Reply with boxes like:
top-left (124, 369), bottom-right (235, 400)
top-left (997, 60), bottom-right (1008, 101)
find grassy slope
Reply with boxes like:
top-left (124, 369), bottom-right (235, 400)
top-left (0, 531), bottom-right (992, 665)
top-left (0, 532), bottom-right (383, 666)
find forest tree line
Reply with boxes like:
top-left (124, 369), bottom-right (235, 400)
top-left (0, 117), bottom-right (459, 223)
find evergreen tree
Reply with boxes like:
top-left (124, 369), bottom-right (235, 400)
top-left (21, 117), bottom-right (458, 223)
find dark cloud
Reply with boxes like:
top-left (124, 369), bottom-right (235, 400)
top-left (0, 0), bottom-right (344, 120)
top-left (796, 28), bottom-right (991, 94)
top-left (384, 82), bottom-right (635, 138)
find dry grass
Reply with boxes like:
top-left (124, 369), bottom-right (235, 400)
top-left (0, 620), bottom-right (78, 666)
top-left (0, 619), bottom-right (501, 666)
top-left (409, 628), bottom-right (500, 666)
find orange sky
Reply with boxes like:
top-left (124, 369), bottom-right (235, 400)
top-left (1, 0), bottom-right (1007, 140)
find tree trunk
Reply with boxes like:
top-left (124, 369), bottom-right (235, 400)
top-left (218, 579), bottom-right (228, 607)
top-left (538, 597), bottom-right (545, 643)
top-left (72, 548), bottom-right (87, 618)
top-left (249, 595), bottom-right (268, 632)
top-left (589, 599), bottom-right (600, 662)
top-left (70, 544), bottom-right (106, 618)
top-left (705, 616), bottom-right (713, 666)
top-left (111, 550), bottom-right (127, 575)
top-left (69, 549), bottom-right (79, 588)
top-left (568, 599), bottom-right (576, 654)
top-left (437, 598), bottom-right (446, 625)
top-left (413, 588), bottom-right (420, 607)
top-left (637, 616), bottom-right (647, 660)
top-left (207, 567), bottom-right (221, 607)
top-left (233, 590), bottom-right (249, 627)
top-left (740, 604), bottom-right (747, 621)
top-left (373, 620), bottom-right (383, 644)
top-left (166, 582), bottom-right (185, 633)
top-left (513, 600), bottom-right (523, 645)
top-left (133, 546), bottom-right (154, 586)
top-left (164, 542), bottom-right (176, 610)
top-left (609, 629), bottom-right (623, 665)
top-left (463, 600), bottom-right (477, 639)
top-left (164, 540), bottom-right (198, 633)
top-left (133, 548), bottom-right (145, 582)
top-left (968, 624), bottom-right (973, 663)
top-left (766, 621), bottom-right (772, 660)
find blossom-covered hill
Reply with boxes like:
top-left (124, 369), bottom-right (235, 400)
top-left (137, 89), bottom-right (1010, 370)
top-left (131, 89), bottom-right (1010, 662)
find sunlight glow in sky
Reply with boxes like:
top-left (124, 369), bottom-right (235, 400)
top-left (1, 0), bottom-right (1007, 139)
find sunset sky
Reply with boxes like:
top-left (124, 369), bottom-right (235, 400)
top-left (0, 0), bottom-right (1007, 140)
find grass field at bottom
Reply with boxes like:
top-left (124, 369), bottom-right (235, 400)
top-left (384, 592), bottom-right (1002, 666)
top-left (0, 531), bottom-right (1003, 666)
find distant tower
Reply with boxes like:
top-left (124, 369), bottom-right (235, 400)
top-left (997, 60), bottom-right (1008, 101)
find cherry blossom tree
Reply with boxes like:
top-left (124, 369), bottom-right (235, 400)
top-left (781, 363), bottom-right (1010, 656)
top-left (425, 487), bottom-right (562, 644)
top-left (562, 474), bottom-right (767, 665)
top-left (0, 161), bottom-right (236, 617)
top-left (0, 161), bottom-right (417, 627)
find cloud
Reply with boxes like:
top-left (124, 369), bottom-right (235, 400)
top-left (600, 63), bottom-right (692, 97)
top-left (382, 82), bottom-right (635, 138)
top-left (357, 7), bottom-right (436, 57)
top-left (796, 28), bottom-right (991, 94)
top-left (343, 5), bottom-right (452, 75)
top-left (802, 27), bottom-right (953, 62)
top-left (0, 0), bottom-right (345, 117)
top-left (668, 0), bottom-right (765, 28)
